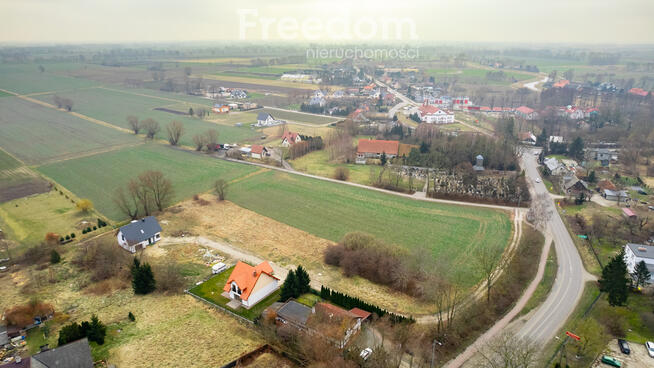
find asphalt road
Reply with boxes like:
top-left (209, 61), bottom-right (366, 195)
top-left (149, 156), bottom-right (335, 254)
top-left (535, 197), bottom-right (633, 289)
top-left (515, 148), bottom-right (589, 343)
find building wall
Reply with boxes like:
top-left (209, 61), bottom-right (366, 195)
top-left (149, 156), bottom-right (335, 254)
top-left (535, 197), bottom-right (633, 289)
top-left (244, 276), bottom-right (279, 308)
top-left (624, 246), bottom-right (654, 274)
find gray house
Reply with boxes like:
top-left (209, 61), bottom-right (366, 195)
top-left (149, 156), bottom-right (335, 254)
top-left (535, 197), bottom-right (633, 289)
top-left (117, 216), bottom-right (162, 253)
top-left (31, 338), bottom-right (93, 368)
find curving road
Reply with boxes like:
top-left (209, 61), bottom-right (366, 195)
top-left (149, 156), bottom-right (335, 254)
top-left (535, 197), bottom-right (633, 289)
top-left (514, 148), bottom-right (590, 343)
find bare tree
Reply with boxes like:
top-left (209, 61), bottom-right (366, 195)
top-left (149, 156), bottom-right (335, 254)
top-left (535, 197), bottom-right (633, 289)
top-left (139, 171), bottom-right (174, 211)
top-left (205, 129), bottom-right (219, 151)
top-left (192, 134), bottom-right (206, 151)
top-left (129, 179), bottom-right (152, 216)
top-left (113, 186), bottom-right (139, 220)
top-left (478, 333), bottom-right (539, 368)
top-left (526, 193), bottom-right (552, 230)
top-left (477, 245), bottom-right (503, 303)
top-left (127, 116), bottom-right (140, 134)
top-left (141, 118), bottom-right (160, 139)
top-left (433, 282), bottom-right (461, 336)
top-left (166, 121), bottom-right (184, 146)
top-left (214, 179), bottom-right (228, 201)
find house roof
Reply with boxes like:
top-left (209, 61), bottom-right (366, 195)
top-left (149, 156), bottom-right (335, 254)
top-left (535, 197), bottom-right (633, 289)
top-left (626, 243), bottom-right (654, 259)
top-left (544, 158), bottom-right (561, 172)
top-left (518, 132), bottom-right (536, 141)
top-left (31, 338), bottom-right (93, 368)
top-left (419, 105), bottom-right (450, 115)
top-left (597, 179), bottom-right (616, 191)
top-left (313, 302), bottom-right (359, 321)
top-left (281, 131), bottom-right (300, 144)
top-left (622, 208), bottom-right (637, 217)
top-left (628, 88), bottom-right (649, 97)
top-left (251, 145), bottom-right (266, 154)
top-left (603, 189), bottom-right (628, 197)
top-left (119, 216), bottom-right (162, 245)
top-left (516, 106), bottom-right (535, 114)
top-left (357, 139), bottom-right (399, 155)
top-left (563, 176), bottom-right (589, 190)
top-left (222, 261), bottom-right (277, 301)
top-left (277, 300), bottom-right (312, 326)
top-left (257, 112), bottom-right (273, 121)
top-left (349, 308), bottom-right (372, 320)
top-left (553, 80), bottom-right (570, 88)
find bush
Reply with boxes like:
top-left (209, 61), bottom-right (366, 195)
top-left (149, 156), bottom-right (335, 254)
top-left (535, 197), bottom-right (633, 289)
top-left (57, 315), bottom-right (106, 346)
top-left (128, 312), bottom-right (135, 322)
top-left (70, 233), bottom-right (75, 239)
top-left (93, 226), bottom-right (97, 231)
top-left (65, 235), bottom-right (70, 240)
top-left (333, 167), bottom-right (350, 181)
top-left (76, 199), bottom-right (93, 212)
top-left (131, 258), bottom-right (156, 295)
top-left (82, 229), bottom-right (87, 234)
top-left (59, 237), bottom-right (65, 243)
top-left (50, 250), bottom-right (61, 264)
top-left (74, 238), bottom-right (131, 282)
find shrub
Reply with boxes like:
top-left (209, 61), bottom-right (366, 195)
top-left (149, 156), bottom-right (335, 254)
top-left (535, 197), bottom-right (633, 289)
top-left (82, 229), bottom-right (87, 234)
top-left (65, 235), bottom-right (70, 240)
top-left (76, 199), bottom-right (93, 212)
top-left (70, 233), bottom-right (75, 239)
top-left (128, 312), bottom-right (135, 322)
top-left (74, 238), bottom-right (131, 282)
top-left (45, 232), bottom-right (60, 245)
top-left (50, 250), bottom-right (61, 264)
top-left (93, 226), bottom-right (97, 231)
top-left (333, 167), bottom-right (350, 181)
top-left (131, 258), bottom-right (156, 295)
top-left (59, 237), bottom-right (65, 243)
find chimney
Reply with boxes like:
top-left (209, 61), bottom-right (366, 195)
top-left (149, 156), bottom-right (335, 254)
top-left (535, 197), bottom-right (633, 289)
top-left (253, 271), bottom-right (257, 277)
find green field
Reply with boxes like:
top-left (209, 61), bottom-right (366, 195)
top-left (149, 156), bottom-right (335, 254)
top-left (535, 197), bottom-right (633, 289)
top-left (0, 149), bottom-right (21, 170)
top-left (37, 144), bottom-right (258, 220)
top-left (258, 107), bottom-right (340, 125)
top-left (0, 97), bottom-right (140, 164)
top-left (34, 87), bottom-right (258, 145)
top-left (0, 63), bottom-right (98, 95)
top-left (425, 67), bottom-right (534, 85)
top-left (0, 90), bottom-right (13, 98)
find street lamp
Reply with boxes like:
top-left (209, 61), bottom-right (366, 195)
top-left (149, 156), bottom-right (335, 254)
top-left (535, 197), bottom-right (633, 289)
top-left (431, 339), bottom-right (443, 368)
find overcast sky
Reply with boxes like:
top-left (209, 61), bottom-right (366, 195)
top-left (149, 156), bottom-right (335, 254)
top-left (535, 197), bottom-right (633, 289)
top-left (1, 0), bottom-right (653, 44)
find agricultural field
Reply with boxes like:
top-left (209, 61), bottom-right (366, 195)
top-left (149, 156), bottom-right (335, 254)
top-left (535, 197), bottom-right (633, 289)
top-left (37, 144), bottom-right (258, 220)
top-left (0, 190), bottom-right (102, 246)
top-left (0, 166), bottom-right (51, 203)
top-left (425, 67), bottom-right (535, 85)
top-left (0, 63), bottom-right (98, 95)
top-left (0, 97), bottom-right (140, 165)
top-left (257, 107), bottom-right (341, 125)
top-left (0, 149), bottom-right (21, 170)
top-left (202, 73), bottom-right (320, 90)
top-left (33, 87), bottom-right (258, 145)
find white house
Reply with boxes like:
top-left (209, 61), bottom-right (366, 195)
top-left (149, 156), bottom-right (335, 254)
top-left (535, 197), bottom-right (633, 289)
top-left (281, 131), bottom-right (302, 147)
top-left (257, 112), bottom-right (276, 126)
top-left (223, 261), bottom-right (279, 309)
top-left (117, 216), bottom-right (162, 253)
top-left (418, 105), bottom-right (455, 124)
top-left (250, 145), bottom-right (268, 159)
top-left (515, 106), bottom-right (538, 120)
top-left (624, 243), bottom-right (654, 282)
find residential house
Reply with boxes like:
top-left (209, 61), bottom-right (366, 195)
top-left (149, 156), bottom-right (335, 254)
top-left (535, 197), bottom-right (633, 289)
top-left (452, 97), bottom-right (472, 110)
top-left (356, 139), bottom-right (399, 164)
top-left (349, 108), bottom-right (369, 123)
top-left (212, 104), bottom-right (230, 114)
top-left (628, 88), bottom-right (649, 97)
top-left (117, 216), bottom-right (162, 253)
top-left (602, 189), bottom-right (629, 202)
top-left (270, 301), bottom-right (363, 348)
top-left (561, 175), bottom-right (591, 196)
top-left (515, 106), bottom-right (538, 120)
top-left (331, 90), bottom-right (345, 99)
top-left (553, 80), bottom-right (570, 88)
top-left (418, 105), bottom-right (454, 124)
top-left (257, 112), bottom-right (276, 126)
top-left (549, 136), bottom-right (564, 144)
top-left (250, 145), bottom-right (268, 159)
top-left (30, 338), bottom-right (94, 368)
top-left (623, 243), bottom-right (654, 282)
top-left (281, 131), bottom-right (302, 147)
top-left (309, 96), bottom-right (326, 107)
top-left (543, 158), bottom-right (567, 176)
top-left (565, 107), bottom-right (584, 120)
top-left (518, 131), bottom-right (537, 145)
top-left (223, 261), bottom-right (279, 309)
top-left (230, 89), bottom-right (248, 99)
top-left (597, 179), bottom-right (617, 192)
top-left (596, 149), bottom-right (611, 166)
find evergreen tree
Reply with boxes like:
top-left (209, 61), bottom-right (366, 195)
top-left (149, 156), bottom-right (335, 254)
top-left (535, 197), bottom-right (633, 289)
top-left (295, 265), bottom-right (311, 295)
top-left (58, 322), bottom-right (84, 346)
top-left (599, 250), bottom-right (629, 306)
top-left (380, 152), bottom-right (387, 166)
top-left (568, 137), bottom-right (585, 161)
top-left (634, 260), bottom-right (651, 288)
top-left (280, 270), bottom-right (298, 301)
top-left (86, 314), bottom-right (107, 345)
top-left (588, 170), bottom-right (597, 183)
top-left (50, 250), bottom-right (61, 264)
top-left (131, 258), bottom-right (156, 295)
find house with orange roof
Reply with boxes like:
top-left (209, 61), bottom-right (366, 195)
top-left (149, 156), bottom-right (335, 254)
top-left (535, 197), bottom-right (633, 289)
top-left (628, 88), bottom-right (649, 97)
top-left (515, 106), bottom-right (538, 120)
top-left (418, 104), bottom-right (454, 124)
top-left (553, 79), bottom-right (570, 88)
top-left (356, 139), bottom-right (399, 164)
top-left (281, 131), bottom-right (302, 147)
top-left (250, 145), bottom-right (268, 159)
top-left (223, 261), bottom-right (279, 309)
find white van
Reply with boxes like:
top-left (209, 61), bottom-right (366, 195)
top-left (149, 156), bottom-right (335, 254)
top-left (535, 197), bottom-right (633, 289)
top-left (212, 262), bottom-right (227, 274)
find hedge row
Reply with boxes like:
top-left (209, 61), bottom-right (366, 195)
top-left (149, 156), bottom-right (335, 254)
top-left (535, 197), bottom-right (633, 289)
top-left (82, 218), bottom-right (109, 234)
top-left (318, 286), bottom-right (414, 324)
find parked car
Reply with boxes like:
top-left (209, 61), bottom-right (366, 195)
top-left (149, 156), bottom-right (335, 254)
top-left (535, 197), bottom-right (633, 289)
top-left (648, 206), bottom-right (654, 211)
top-left (618, 339), bottom-right (630, 354)
top-left (601, 355), bottom-right (621, 367)
top-left (360, 348), bottom-right (373, 361)
top-left (535, 178), bottom-right (541, 183)
top-left (0, 265), bottom-right (7, 272)
top-left (645, 341), bottom-right (654, 358)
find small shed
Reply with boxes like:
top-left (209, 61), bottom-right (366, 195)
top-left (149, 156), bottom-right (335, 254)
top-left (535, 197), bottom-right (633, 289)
top-left (622, 208), bottom-right (637, 219)
top-left (349, 308), bottom-right (372, 322)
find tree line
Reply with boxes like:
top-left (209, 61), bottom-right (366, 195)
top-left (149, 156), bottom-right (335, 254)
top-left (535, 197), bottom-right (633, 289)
top-left (319, 286), bottom-right (413, 324)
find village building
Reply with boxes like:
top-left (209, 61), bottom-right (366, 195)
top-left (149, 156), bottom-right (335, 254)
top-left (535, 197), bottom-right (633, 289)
top-left (418, 105), bottom-right (454, 124)
top-left (515, 106), bottom-right (538, 120)
top-left (28, 338), bottom-right (94, 368)
top-left (602, 189), bottom-right (629, 202)
top-left (473, 154), bottom-right (485, 171)
top-left (356, 139), bottom-right (399, 164)
top-left (250, 145), bottom-right (268, 159)
top-left (518, 131), bottom-right (537, 145)
top-left (212, 104), bottom-right (230, 113)
top-left (622, 207), bottom-right (637, 220)
top-left (116, 216), bottom-right (162, 253)
top-left (281, 131), bottom-right (302, 147)
top-left (561, 175), bottom-right (591, 196)
top-left (257, 112), bottom-right (276, 126)
top-left (268, 301), bottom-right (363, 348)
top-left (223, 261), bottom-right (279, 309)
top-left (623, 243), bottom-right (654, 283)
top-left (628, 88), bottom-right (649, 97)
top-left (543, 158), bottom-right (567, 176)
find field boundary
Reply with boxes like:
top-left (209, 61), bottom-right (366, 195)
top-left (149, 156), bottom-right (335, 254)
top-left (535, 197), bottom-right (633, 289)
top-left (185, 290), bottom-right (254, 325)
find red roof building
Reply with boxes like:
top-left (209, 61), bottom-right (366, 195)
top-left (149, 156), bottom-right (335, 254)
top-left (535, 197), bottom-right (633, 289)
top-left (223, 261), bottom-right (279, 308)
top-left (553, 79), bottom-right (570, 88)
top-left (628, 88), bottom-right (649, 97)
top-left (357, 139), bottom-right (399, 158)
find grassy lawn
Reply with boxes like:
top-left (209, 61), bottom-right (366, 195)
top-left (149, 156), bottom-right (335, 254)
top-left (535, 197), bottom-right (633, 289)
top-left (33, 87), bottom-right (258, 146)
top-left (26, 325), bottom-right (50, 355)
top-left (425, 67), bottom-right (533, 85)
top-left (37, 144), bottom-right (258, 220)
top-left (521, 243), bottom-right (557, 316)
top-left (0, 190), bottom-right (106, 246)
top-left (0, 97), bottom-right (140, 165)
top-left (227, 169), bottom-right (512, 288)
top-left (188, 267), bottom-right (282, 321)
top-left (296, 293), bottom-right (321, 307)
top-left (257, 107), bottom-right (340, 125)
